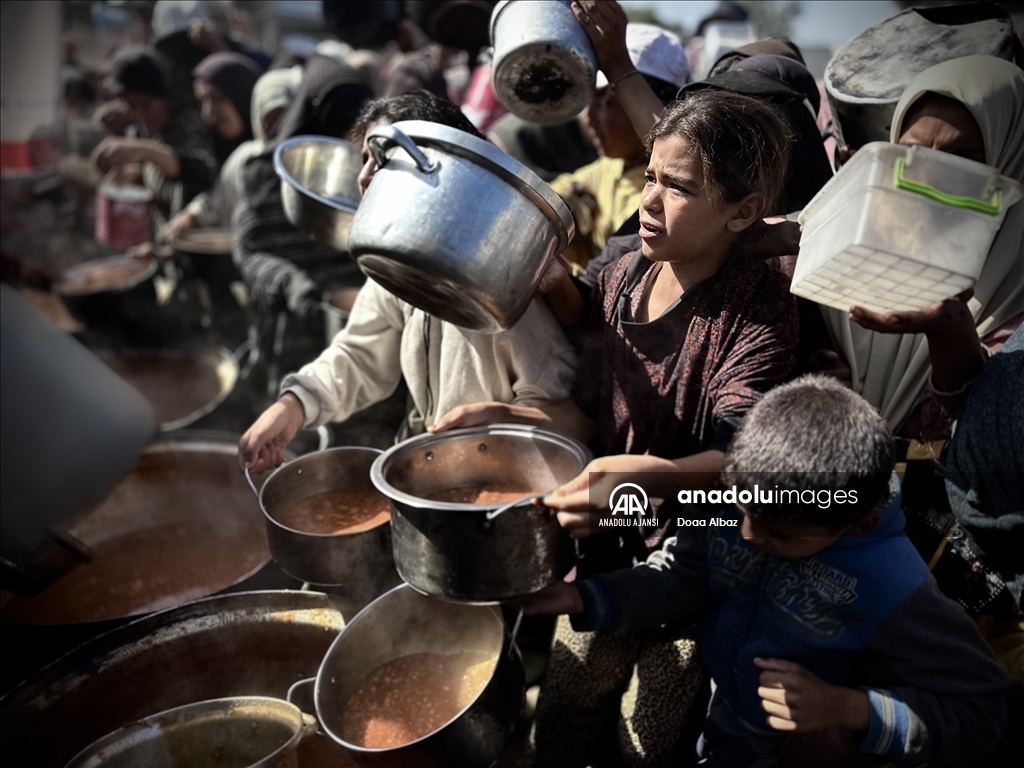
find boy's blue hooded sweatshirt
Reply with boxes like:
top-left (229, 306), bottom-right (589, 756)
top-left (571, 496), bottom-right (1010, 766)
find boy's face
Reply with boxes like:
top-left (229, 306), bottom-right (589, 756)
top-left (738, 512), bottom-right (846, 559)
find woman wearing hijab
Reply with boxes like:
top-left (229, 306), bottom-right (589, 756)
top-left (92, 46), bottom-right (217, 233)
top-left (192, 52), bottom-right (263, 163)
top-left (822, 55), bottom-right (1023, 441)
top-left (161, 64), bottom-right (299, 241)
top-left (233, 54), bottom-right (373, 386)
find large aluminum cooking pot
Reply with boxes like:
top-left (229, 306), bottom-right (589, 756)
top-left (250, 448), bottom-right (401, 606)
top-left (371, 424), bottom-right (589, 603)
top-left (274, 136), bottom-right (363, 253)
top-left (0, 431), bottom-right (293, 691)
top-left (96, 346), bottom-right (239, 431)
top-left (490, 0), bottom-right (597, 125)
top-left (349, 120), bottom-right (574, 333)
top-left (1, 590), bottom-right (346, 767)
top-left (316, 583), bottom-right (524, 767)
top-left (65, 696), bottom-right (317, 768)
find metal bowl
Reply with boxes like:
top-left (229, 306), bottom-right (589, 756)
top-left (371, 424), bottom-right (589, 603)
top-left (274, 136), bottom-right (363, 253)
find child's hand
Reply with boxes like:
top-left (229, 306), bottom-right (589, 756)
top-left (754, 657), bottom-right (869, 733)
top-left (520, 582), bottom-right (584, 616)
top-left (428, 402), bottom-right (547, 433)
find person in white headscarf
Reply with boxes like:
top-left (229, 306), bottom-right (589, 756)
top-left (159, 65), bottom-right (300, 241)
top-left (822, 55), bottom-right (1023, 440)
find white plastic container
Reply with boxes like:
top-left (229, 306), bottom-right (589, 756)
top-left (793, 142), bottom-right (1022, 313)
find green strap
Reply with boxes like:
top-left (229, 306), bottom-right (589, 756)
top-left (893, 156), bottom-right (1002, 215)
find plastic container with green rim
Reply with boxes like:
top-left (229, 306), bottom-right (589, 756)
top-left (792, 142), bottom-right (1023, 313)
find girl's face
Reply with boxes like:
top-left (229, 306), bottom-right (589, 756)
top-left (638, 136), bottom-right (753, 264)
top-left (194, 79), bottom-right (245, 141)
top-left (588, 87), bottom-right (646, 162)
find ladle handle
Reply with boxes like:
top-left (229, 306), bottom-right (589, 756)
top-left (367, 124), bottom-right (439, 175)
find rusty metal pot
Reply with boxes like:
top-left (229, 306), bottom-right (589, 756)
top-left (315, 583), bottom-right (525, 767)
top-left (0, 590), bottom-right (346, 767)
top-left (371, 424), bottom-right (588, 603)
top-left (65, 696), bottom-right (318, 768)
top-left (248, 448), bottom-right (401, 606)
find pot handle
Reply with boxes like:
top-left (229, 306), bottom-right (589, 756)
top-left (367, 124), bottom-right (439, 175)
top-left (244, 466), bottom-right (261, 499)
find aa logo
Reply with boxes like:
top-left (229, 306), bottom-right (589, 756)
top-left (609, 483), bottom-right (648, 516)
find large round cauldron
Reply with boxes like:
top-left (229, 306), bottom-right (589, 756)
top-left (0, 431), bottom-right (294, 691)
top-left (0, 590), bottom-right (346, 767)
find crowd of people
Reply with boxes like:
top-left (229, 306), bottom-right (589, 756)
top-left (27, 0), bottom-right (1024, 765)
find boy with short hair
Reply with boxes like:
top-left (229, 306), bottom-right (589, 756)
top-left (527, 375), bottom-right (1010, 765)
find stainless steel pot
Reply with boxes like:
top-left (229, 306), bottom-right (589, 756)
top-left (371, 424), bottom-right (589, 603)
top-left (315, 583), bottom-right (525, 767)
top-left (96, 346), bottom-right (239, 431)
top-left (349, 120), bottom-right (574, 333)
top-left (1, 590), bottom-right (346, 767)
top-left (65, 696), bottom-right (318, 768)
top-left (249, 448), bottom-right (401, 605)
top-left (490, 0), bottom-right (597, 124)
top-left (274, 136), bottom-right (363, 253)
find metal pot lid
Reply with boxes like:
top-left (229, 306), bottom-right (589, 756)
top-left (370, 120), bottom-right (575, 250)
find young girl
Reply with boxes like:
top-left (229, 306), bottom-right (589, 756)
top-left (436, 89), bottom-right (799, 766)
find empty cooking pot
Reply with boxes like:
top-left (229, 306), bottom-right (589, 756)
top-left (65, 696), bottom-right (317, 768)
top-left (349, 120), bottom-right (573, 333)
top-left (371, 424), bottom-right (589, 603)
top-left (250, 448), bottom-right (401, 606)
top-left (490, 0), bottom-right (597, 124)
top-left (274, 136), bottom-right (363, 253)
top-left (315, 583), bottom-right (525, 767)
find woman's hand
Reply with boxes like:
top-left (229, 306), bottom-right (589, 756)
top-left (755, 658), bottom-right (869, 733)
top-left (159, 210), bottom-right (199, 244)
top-left (849, 289), bottom-right (975, 336)
top-left (238, 394), bottom-right (305, 472)
top-left (571, 1), bottom-right (633, 81)
top-left (850, 289), bottom-right (984, 392)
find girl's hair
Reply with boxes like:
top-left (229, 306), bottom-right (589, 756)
top-left (645, 89), bottom-right (790, 216)
top-left (351, 90), bottom-right (484, 145)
